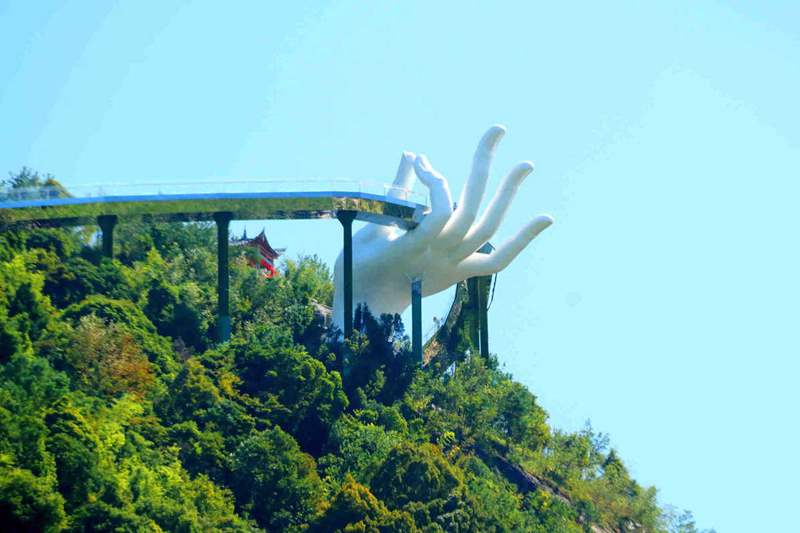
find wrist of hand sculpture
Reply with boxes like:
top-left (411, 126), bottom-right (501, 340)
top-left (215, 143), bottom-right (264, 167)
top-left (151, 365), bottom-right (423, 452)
top-left (333, 125), bottom-right (553, 329)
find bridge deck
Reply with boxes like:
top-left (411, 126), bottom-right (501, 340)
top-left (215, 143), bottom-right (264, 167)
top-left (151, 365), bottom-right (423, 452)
top-left (0, 181), bottom-right (427, 228)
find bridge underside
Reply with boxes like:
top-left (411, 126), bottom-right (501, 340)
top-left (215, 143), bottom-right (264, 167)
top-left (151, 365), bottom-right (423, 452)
top-left (0, 192), bottom-right (421, 229)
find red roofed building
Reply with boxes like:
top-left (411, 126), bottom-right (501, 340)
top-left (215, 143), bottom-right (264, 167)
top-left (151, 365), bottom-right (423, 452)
top-left (232, 228), bottom-right (284, 278)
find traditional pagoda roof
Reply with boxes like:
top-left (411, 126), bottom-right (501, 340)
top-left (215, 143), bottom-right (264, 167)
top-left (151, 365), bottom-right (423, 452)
top-left (231, 228), bottom-right (284, 259)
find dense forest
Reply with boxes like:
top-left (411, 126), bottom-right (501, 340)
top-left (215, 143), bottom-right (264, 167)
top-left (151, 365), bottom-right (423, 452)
top-left (0, 169), bottom-right (711, 532)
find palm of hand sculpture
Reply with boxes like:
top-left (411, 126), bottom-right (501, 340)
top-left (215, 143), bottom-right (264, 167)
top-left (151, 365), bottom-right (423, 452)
top-left (333, 125), bottom-right (553, 329)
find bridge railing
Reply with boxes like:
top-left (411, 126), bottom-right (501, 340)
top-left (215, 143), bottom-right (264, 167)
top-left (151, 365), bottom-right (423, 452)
top-left (0, 179), bottom-right (427, 206)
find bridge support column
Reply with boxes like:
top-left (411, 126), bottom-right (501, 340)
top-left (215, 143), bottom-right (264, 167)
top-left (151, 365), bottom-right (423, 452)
top-left (97, 215), bottom-right (117, 258)
top-left (468, 243), bottom-right (494, 358)
top-left (477, 275), bottom-right (489, 358)
top-left (336, 210), bottom-right (357, 339)
top-left (214, 212), bottom-right (233, 343)
top-left (411, 277), bottom-right (423, 364)
top-left (466, 276), bottom-right (490, 358)
top-left (467, 277), bottom-right (480, 352)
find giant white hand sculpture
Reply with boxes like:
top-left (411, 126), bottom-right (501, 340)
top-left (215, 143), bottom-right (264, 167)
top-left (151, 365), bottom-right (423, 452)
top-left (333, 125), bottom-right (553, 329)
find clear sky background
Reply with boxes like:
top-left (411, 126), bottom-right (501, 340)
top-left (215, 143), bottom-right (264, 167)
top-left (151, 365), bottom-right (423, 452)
top-left (2, 2), bottom-right (798, 531)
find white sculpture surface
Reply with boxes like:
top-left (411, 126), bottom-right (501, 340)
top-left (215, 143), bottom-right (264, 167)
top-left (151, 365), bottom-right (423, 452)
top-left (333, 125), bottom-right (553, 328)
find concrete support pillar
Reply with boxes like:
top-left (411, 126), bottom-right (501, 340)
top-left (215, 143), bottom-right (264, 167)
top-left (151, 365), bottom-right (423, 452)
top-left (411, 277), bottom-right (423, 364)
top-left (213, 212), bottom-right (233, 343)
top-left (336, 210), bottom-right (357, 339)
top-left (97, 215), bottom-right (117, 258)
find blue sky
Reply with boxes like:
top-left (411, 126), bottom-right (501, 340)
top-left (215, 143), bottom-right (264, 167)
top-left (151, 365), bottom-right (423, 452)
top-left (2, 2), bottom-right (798, 530)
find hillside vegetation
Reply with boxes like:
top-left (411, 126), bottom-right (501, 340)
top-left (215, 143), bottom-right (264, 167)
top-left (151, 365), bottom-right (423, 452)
top-left (0, 169), bottom-right (710, 532)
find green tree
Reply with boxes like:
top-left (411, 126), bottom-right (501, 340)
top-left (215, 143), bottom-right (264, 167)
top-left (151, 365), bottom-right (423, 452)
top-left (40, 255), bottom-right (134, 309)
top-left (0, 468), bottom-right (66, 533)
top-left (494, 381), bottom-right (550, 452)
top-left (44, 400), bottom-right (103, 510)
top-left (371, 442), bottom-right (463, 509)
top-left (0, 255), bottom-right (55, 357)
top-left (143, 274), bottom-right (208, 351)
top-left (2, 167), bottom-right (68, 195)
top-left (0, 353), bottom-right (68, 477)
top-left (0, 353), bottom-right (69, 532)
top-left (69, 500), bottom-right (156, 531)
top-left (227, 323), bottom-right (347, 453)
top-left (310, 475), bottom-right (416, 533)
top-left (346, 305), bottom-right (416, 407)
top-left (63, 316), bottom-right (156, 398)
top-left (232, 427), bottom-right (325, 531)
top-left (61, 295), bottom-right (177, 378)
top-left (319, 415), bottom-right (403, 487)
